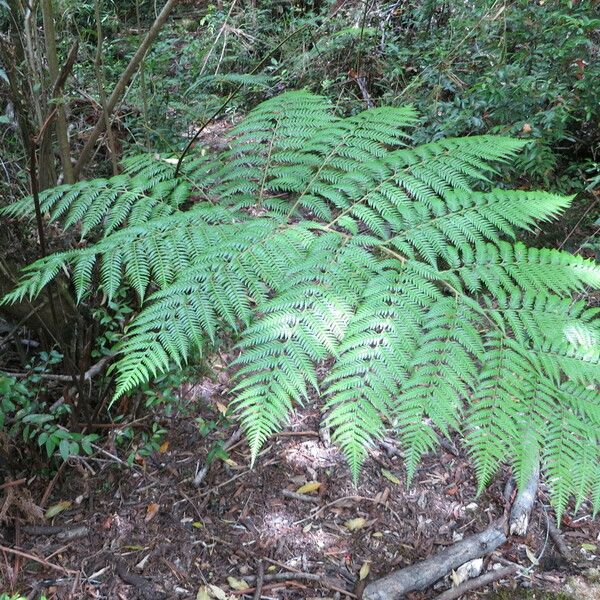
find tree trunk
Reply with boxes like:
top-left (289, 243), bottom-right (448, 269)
top-left (73, 0), bottom-right (180, 179)
top-left (41, 0), bottom-right (74, 184)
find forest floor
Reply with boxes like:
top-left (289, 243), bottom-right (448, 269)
top-left (3, 372), bottom-right (600, 600)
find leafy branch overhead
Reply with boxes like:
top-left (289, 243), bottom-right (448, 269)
top-left (3, 91), bottom-right (600, 517)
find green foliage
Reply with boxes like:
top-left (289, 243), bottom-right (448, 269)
top-left (3, 92), bottom-right (600, 517)
top-left (0, 595), bottom-right (47, 600)
top-left (0, 361), bottom-right (99, 462)
top-left (123, 0), bottom-right (598, 190)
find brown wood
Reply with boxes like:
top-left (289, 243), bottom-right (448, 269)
top-left (434, 565), bottom-right (519, 600)
top-left (363, 521), bottom-right (508, 600)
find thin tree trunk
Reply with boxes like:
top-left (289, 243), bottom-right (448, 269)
top-left (73, 0), bottom-right (180, 179)
top-left (24, 0), bottom-right (56, 189)
top-left (41, 0), bottom-right (74, 183)
top-left (94, 0), bottom-right (119, 175)
top-left (136, 0), bottom-right (151, 150)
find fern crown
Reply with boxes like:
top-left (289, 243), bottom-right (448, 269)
top-left (4, 91), bottom-right (600, 518)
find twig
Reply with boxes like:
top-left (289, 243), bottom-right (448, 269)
top-left (434, 565), bottom-right (518, 600)
top-left (0, 478), bottom-right (26, 491)
top-left (253, 560), bottom-right (264, 600)
top-left (0, 543), bottom-right (76, 574)
top-left (40, 459), bottom-right (67, 507)
top-left (193, 428), bottom-right (242, 486)
top-left (197, 470), bottom-right (249, 496)
top-left (197, 0), bottom-right (238, 78)
top-left (558, 198), bottom-right (598, 250)
top-left (276, 431), bottom-right (320, 438)
top-left (282, 490), bottom-right (320, 504)
top-left (263, 557), bottom-right (307, 576)
top-left (91, 443), bottom-right (135, 468)
top-left (293, 495), bottom-right (371, 525)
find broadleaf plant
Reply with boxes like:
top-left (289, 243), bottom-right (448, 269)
top-left (3, 91), bottom-right (599, 518)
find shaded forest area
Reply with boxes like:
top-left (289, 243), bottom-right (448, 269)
top-left (1, 1), bottom-right (600, 599)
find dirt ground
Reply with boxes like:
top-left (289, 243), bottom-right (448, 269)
top-left (1, 374), bottom-right (600, 600)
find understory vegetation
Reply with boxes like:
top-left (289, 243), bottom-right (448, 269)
top-left (3, 89), bottom-right (600, 515)
top-left (0, 0), bottom-right (599, 597)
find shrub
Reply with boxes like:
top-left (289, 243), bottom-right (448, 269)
top-left (0, 368), bottom-right (99, 463)
top-left (3, 91), bottom-right (599, 516)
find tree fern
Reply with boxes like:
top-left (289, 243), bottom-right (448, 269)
top-left (3, 91), bottom-right (599, 518)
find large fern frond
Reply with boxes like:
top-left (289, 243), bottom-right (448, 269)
top-left (3, 91), bottom-right (600, 516)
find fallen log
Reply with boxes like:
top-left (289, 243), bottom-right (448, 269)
top-left (509, 468), bottom-right (539, 536)
top-left (362, 521), bottom-right (507, 600)
top-left (364, 467), bottom-right (540, 600)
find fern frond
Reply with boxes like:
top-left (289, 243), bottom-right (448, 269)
top-left (545, 402), bottom-right (599, 519)
top-left (3, 91), bottom-right (599, 513)
top-left (232, 236), bottom-right (377, 462)
top-left (399, 296), bottom-right (484, 480)
top-left (111, 224), bottom-right (315, 398)
top-left (385, 189), bottom-right (571, 265)
top-left (324, 264), bottom-right (440, 480)
top-left (0, 166), bottom-right (187, 238)
top-left (439, 241), bottom-right (600, 297)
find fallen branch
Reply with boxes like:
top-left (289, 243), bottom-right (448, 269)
top-left (509, 468), bottom-right (539, 536)
top-left (282, 490), bottom-right (320, 504)
top-left (252, 560), bottom-right (264, 600)
top-left (434, 565), bottom-right (519, 600)
top-left (364, 463), bottom-right (541, 600)
top-left (547, 519), bottom-right (573, 562)
top-left (363, 521), bottom-right (507, 600)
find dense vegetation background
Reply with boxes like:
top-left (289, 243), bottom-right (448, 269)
top-left (0, 1), bottom-right (599, 599)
